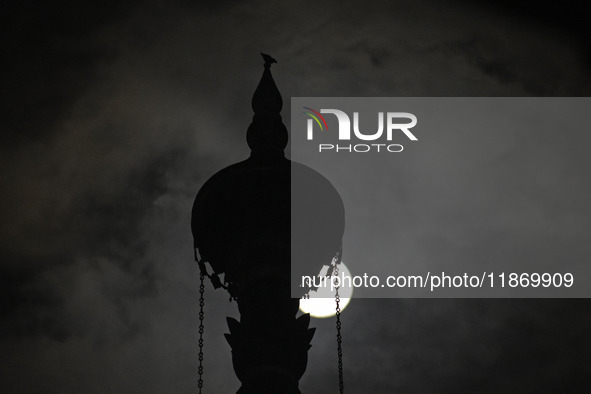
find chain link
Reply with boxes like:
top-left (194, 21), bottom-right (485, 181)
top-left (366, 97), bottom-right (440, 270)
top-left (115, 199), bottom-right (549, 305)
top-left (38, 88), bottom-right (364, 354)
top-left (198, 271), bottom-right (205, 393)
top-left (196, 249), bottom-right (344, 393)
top-left (334, 263), bottom-right (344, 394)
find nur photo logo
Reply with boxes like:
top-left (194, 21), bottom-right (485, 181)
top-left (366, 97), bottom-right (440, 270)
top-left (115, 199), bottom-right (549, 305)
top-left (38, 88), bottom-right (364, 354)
top-left (302, 107), bottom-right (418, 153)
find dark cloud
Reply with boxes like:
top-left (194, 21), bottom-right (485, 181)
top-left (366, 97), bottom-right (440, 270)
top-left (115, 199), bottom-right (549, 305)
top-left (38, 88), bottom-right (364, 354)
top-left (0, 1), bottom-right (140, 147)
top-left (1, 0), bottom-right (590, 393)
top-left (304, 299), bottom-right (589, 392)
top-left (462, 0), bottom-right (590, 59)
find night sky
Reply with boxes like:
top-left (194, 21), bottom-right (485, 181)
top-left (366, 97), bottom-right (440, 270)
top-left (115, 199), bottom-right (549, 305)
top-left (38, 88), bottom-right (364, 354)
top-left (1, 1), bottom-right (590, 393)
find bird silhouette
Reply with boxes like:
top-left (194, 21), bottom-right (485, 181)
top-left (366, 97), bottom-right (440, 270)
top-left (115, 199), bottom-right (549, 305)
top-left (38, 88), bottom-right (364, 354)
top-left (261, 53), bottom-right (277, 67)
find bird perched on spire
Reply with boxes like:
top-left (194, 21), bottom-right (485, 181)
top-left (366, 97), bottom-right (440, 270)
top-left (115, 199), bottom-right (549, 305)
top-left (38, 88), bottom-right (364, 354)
top-left (261, 53), bottom-right (277, 68)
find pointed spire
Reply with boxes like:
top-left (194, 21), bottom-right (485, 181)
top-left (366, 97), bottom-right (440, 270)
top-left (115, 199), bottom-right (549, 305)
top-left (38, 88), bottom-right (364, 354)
top-left (247, 53), bottom-right (288, 154)
top-left (252, 53), bottom-right (282, 114)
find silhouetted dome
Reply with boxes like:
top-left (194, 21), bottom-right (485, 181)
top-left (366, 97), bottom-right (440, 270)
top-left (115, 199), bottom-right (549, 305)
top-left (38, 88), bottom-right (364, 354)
top-left (191, 54), bottom-right (344, 299)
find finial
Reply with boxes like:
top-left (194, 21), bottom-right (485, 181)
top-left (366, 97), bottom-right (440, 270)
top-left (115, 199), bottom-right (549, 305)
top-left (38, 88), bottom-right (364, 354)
top-left (261, 53), bottom-right (277, 69)
top-left (247, 53), bottom-right (288, 154)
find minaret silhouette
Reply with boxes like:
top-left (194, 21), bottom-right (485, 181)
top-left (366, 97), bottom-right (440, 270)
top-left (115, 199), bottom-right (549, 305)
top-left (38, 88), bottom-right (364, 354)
top-left (191, 54), bottom-right (344, 393)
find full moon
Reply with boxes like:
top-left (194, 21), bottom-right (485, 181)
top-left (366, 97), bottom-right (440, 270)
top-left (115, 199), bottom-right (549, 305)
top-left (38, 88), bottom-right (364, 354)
top-left (299, 262), bottom-right (353, 318)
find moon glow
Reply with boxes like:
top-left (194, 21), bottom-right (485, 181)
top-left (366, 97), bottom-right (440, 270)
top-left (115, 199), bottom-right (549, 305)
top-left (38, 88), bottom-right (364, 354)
top-left (299, 262), bottom-right (353, 318)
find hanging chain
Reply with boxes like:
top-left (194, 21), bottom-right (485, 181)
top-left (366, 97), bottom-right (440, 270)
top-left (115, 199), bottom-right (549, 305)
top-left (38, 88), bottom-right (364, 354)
top-left (195, 249), bottom-right (232, 294)
top-left (334, 262), bottom-right (344, 394)
top-left (197, 271), bottom-right (205, 393)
